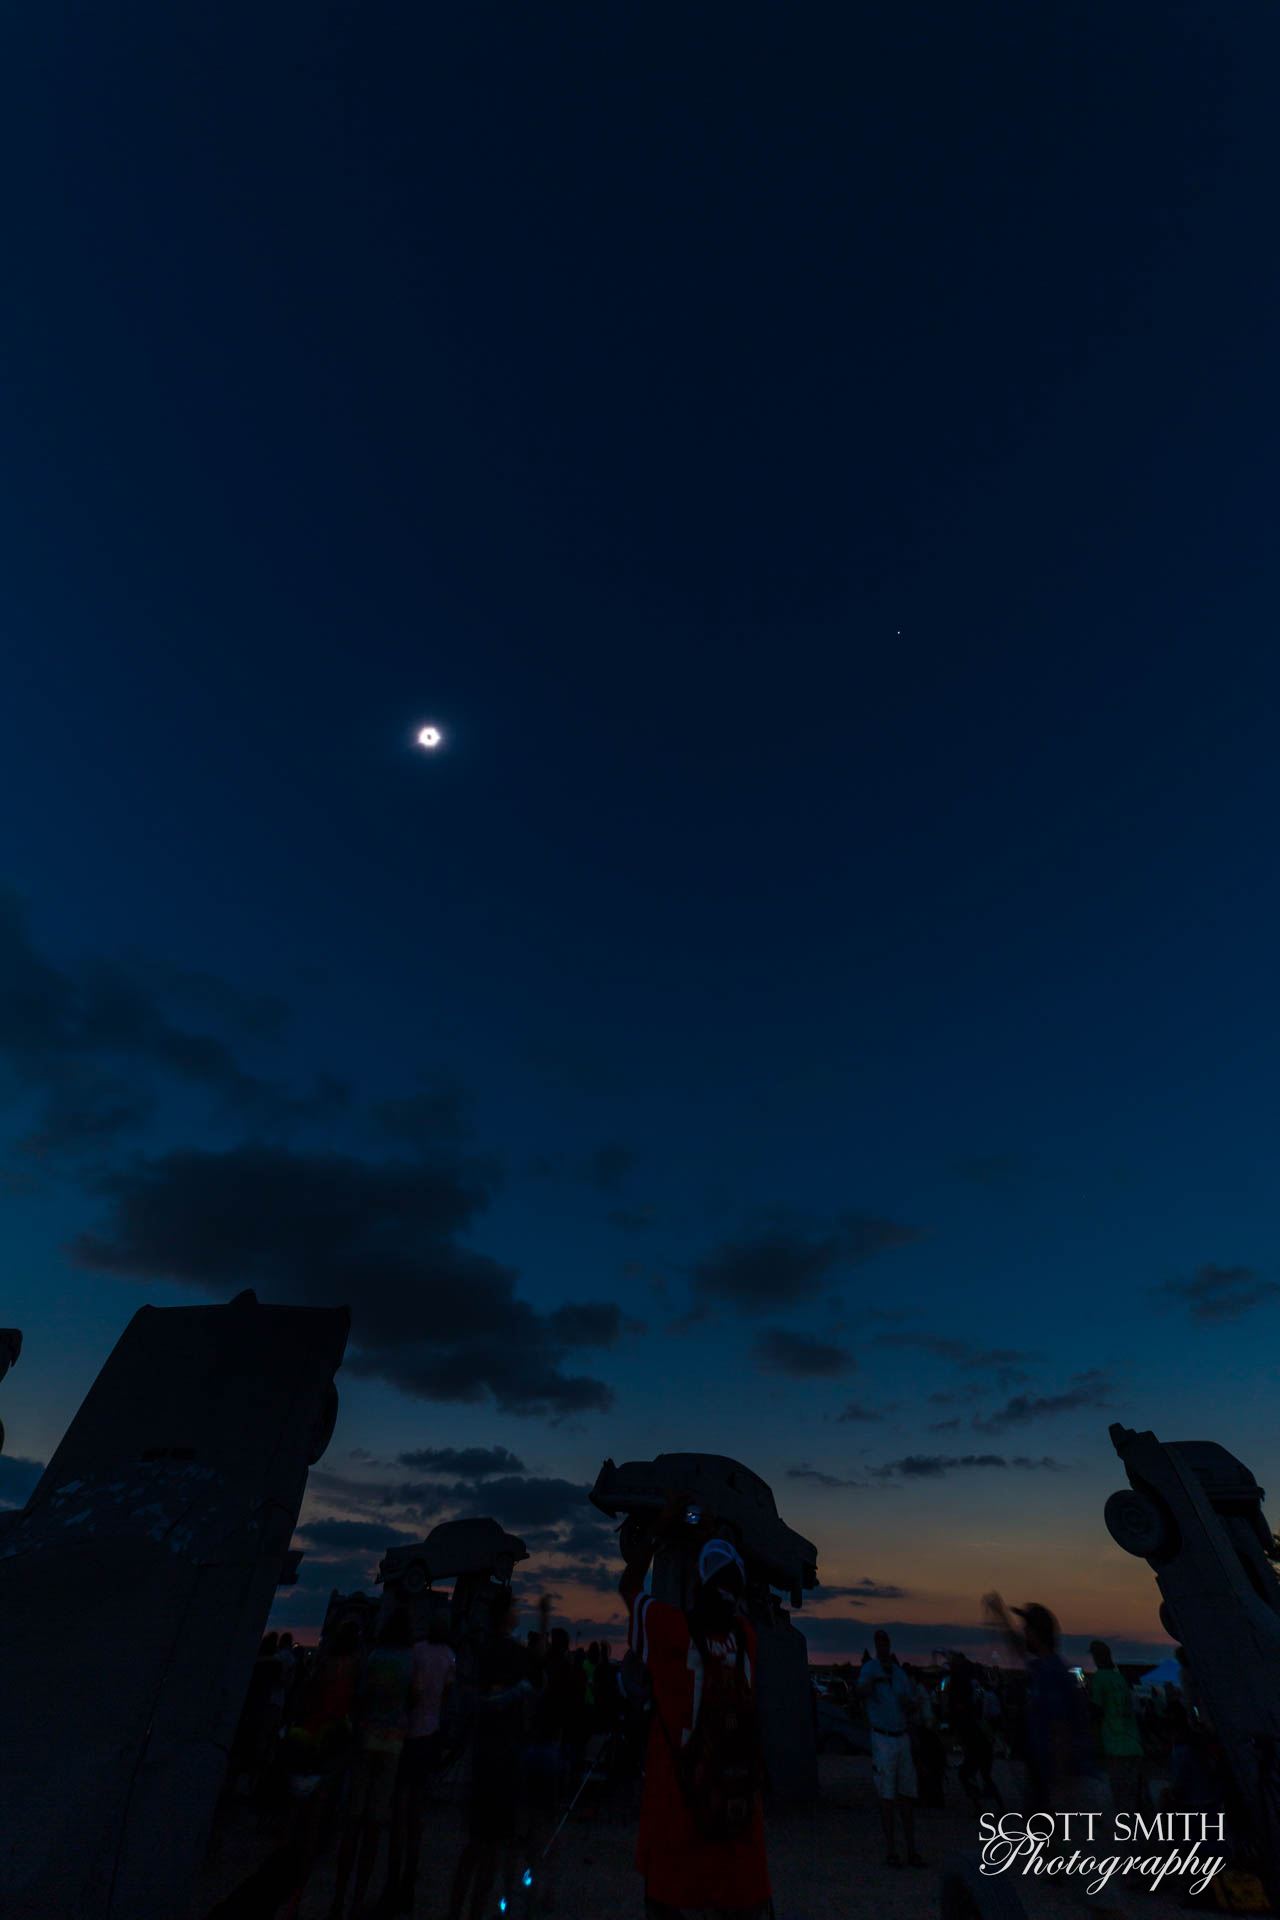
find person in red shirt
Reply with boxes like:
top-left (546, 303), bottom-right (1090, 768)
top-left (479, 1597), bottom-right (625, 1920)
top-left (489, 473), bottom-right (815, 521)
top-left (619, 1500), bottom-right (773, 1920)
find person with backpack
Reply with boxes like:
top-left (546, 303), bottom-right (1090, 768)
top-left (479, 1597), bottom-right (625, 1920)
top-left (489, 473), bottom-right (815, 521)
top-left (619, 1498), bottom-right (772, 1920)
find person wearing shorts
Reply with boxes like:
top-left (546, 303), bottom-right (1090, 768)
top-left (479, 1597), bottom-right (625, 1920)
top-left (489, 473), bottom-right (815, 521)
top-left (859, 1630), bottom-right (923, 1869)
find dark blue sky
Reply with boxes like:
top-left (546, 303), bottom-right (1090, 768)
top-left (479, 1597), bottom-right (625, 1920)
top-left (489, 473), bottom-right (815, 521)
top-left (3, 1), bottom-right (1279, 1654)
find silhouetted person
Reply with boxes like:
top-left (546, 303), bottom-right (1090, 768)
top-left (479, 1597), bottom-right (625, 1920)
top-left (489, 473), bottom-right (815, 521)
top-left (583, 1641), bottom-right (601, 1726)
top-left (564, 1643), bottom-right (591, 1790)
top-left (278, 1621), bottom-right (361, 1920)
top-left (329, 1607), bottom-right (416, 1920)
top-left (949, 1653), bottom-right (1003, 1811)
top-left (447, 1595), bottom-right (537, 1920)
top-left (526, 1621), bottom-right (575, 1808)
top-left (1088, 1640), bottom-right (1142, 1821)
top-left (620, 1499), bottom-right (771, 1919)
top-left (908, 1668), bottom-right (947, 1810)
top-left (596, 1640), bottom-right (617, 1734)
top-left (1161, 1648), bottom-right (1220, 1821)
top-left (984, 1597), bottom-right (1097, 1811)
top-left (234, 1632), bottom-right (286, 1803)
top-left (385, 1608), bottom-right (456, 1917)
top-left (983, 1595), bottom-right (1118, 1913)
top-left (859, 1630), bottom-right (923, 1868)
top-left (614, 1632), bottom-right (650, 1786)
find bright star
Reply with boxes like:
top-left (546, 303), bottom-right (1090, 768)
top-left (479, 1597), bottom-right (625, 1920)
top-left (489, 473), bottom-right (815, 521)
top-left (416, 725), bottom-right (443, 750)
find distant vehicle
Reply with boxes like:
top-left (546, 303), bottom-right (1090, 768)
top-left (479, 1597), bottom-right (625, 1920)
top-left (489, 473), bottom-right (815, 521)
top-left (814, 1693), bottom-right (870, 1756)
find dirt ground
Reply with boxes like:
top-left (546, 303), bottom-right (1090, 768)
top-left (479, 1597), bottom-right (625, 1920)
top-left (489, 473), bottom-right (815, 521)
top-left (195, 1752), bottom-right (1231, 1920)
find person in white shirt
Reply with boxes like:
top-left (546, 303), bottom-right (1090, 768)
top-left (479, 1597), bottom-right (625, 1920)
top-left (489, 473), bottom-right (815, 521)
top-left (858, 1630), bottom-right (924, 1868)
top-left (387, 1611), bottom-right (456, 1915)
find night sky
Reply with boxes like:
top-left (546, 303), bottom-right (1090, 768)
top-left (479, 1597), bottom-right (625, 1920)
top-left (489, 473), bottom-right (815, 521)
top-left (4, 3), bottom-right (1280, 1661)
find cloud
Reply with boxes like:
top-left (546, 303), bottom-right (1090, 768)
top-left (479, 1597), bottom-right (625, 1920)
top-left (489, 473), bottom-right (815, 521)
top-left (296, 1517), bottom-right (420, 1552)
top-left (974, 1370), bottom-right (1112, 1433)
top-left (874, 1332), bottom-right (1036, 1384)
top-left (786, 1465), bottom-right (865, 1489)
top-left (277, 1551), bottom-right (383, 1602)
top-left (302, 1467), bottom-right (620, 1613)
top-left (813, 1579), bottom-right (908, 1605)
top-left (547, 1303), bottom-right (644, 1347)
top-left (836, 1401), bottom-right (886, 1423)
top-left (126, 959), bottom-right (288, 1042)
top-left (873, 1454), bottom-right (1065, 1479)
top-left (0, 892), bottom-right (346, 1158)
top-left (305, 1468), bottom-right (431, 1523)
top-left (1160, 1264), bottom-right (1280, 1323)
top-left (690, 1213), bottom-right (921, 1317)
top-left (928, 1418), bottom-right (962, 1432)
top-left (0, 1454), bottom-right (44, 1509)
top-left (793, 1616), bottom-right (915, 1656)
top-left (538, 1556), bottom-right (620, 1596)
top-left (73, 1144), bottom-right (630, 1417)
top-left (756, 1329), bottom-right (855, 1378)
top-left (446, 1475), bottom-right (592, 1532)
top-left (396, 1445), bottom-right (527, 1479)
top-left (555, 1513), bottom-right (621, 1556)
top-left (322, 1472), bottom-right (594, 1535)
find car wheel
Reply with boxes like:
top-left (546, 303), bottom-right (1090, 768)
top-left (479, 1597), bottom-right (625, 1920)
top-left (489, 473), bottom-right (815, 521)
top-left (1104, 1485), bottom-right (1178, 1560)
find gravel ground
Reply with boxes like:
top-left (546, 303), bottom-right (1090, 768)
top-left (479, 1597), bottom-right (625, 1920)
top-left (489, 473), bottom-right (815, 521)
top-left (195, 1753), bottom-right (1230, 1920)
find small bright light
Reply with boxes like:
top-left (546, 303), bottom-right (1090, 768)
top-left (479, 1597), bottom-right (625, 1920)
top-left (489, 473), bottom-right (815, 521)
top-left (522, 1869), bottom-right (534, 1887)
top-left (416, 725), bottom-right (443, 750)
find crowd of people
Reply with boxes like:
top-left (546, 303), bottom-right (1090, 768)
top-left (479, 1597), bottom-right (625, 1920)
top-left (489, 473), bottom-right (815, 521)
top-left (217, 1549), bottom-right (1254, 1919)
top-left (223, 1602), bottom-right (640, 1919)
top-left (828, 1600), bottom-right (1263, 1912)
top-left (819, 1614), bottom-right (1222, 1834)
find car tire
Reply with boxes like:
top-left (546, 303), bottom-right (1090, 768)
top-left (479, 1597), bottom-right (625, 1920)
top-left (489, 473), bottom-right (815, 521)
top-left (1104, 1486), bottom-right (1178, 1561)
